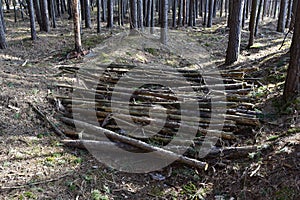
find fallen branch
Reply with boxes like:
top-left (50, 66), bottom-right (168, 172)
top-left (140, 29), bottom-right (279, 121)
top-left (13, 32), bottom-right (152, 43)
top-left (62, 140), bottom-right (269, 159)
top-left (0, 173), bottom-right (72, 191)
top-left (61, 118), bottom-right (207, 169)
top-left (28, 102), bottom-right (66, 139)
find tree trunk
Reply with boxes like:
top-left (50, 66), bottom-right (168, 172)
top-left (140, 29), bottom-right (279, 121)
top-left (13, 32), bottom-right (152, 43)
top-left (178, 0), bottom-right (183, 26)
top-left (0, 0), bottom-right (6, 33)
top-left (285, 0), bottom-right (292, 28)
top-left (284, 0), bottom-right (300, 100)
top-left (107, 0), bottom-right (113, 28)
top-left (172, 0), bottom-right (177, 27)
top-left (273, 0), bottom-right (278, 18)
top-left (203, 0), bottom-right (208, 25)
top-left (188, 0), bottom-right (194, 26)
top-left (137, 0), bottom-right (144, 30)
top-left (97, 0), bottom-right (101, 33)
top-left (101, 0), bottom-right (107, 21)
top-left (242, 0), bottom-right (246, 28)
top-left (150, 0), bottom-right (154, 33)
top-left (40, 0), bottom-right (50, 32)
top-left (277, 0), bottom-right (287, 32)
top-left (0, 6), bottom-right (7, 49)
top-left (289, 0), bottom-right (297, 30)
top-left (247, 0), bottom-right (257, 48)
top-left (160, 0), bottom-right (168, 44)
top-left (146, 0), bottom-right (152, 27)
top-left (72, 0), bottom-right (82, 53)
top-left (207, 0), bottom-right (213, 27)
top-left (227, 0), bottom-right (232, 27)
top-left (183, 0), bottom-right (186, 25)
top-left (50, 0), bottom-right (57, 28)
top-left (220, 0), bottom-right (223, 17)
top-left (130, 0), bottom-right (138, 29)
top-left (262, 0), bottom-right (267, 20)
top-left (255, 0), bottom-right (263, 36)
top-left (85, 0), bottom-right (91, 28)
top-left (212, 0), bottom-right (217, 17)
top-left (225, 0), bottom-right (244, 65)
top-left (28, 0), bottom-right (37, 40)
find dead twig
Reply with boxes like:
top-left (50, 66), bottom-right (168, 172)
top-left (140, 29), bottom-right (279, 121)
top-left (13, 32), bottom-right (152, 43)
top-left (0, 173), bottom-right (72, 191)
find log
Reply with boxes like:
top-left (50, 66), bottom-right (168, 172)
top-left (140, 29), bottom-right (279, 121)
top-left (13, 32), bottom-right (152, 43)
top-left (60, 118), bottom-right (208, 169)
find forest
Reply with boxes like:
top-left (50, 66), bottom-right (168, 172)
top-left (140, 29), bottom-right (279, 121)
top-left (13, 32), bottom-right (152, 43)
top-left (0, 0), bottom-right (299, 199)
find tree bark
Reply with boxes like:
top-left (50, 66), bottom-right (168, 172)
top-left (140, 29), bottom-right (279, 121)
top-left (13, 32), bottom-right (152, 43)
top-left (207, 0), bottom-right (213, 27)
top-left (72, 0), bottom-right (82, 53)
top-left (137, 0), bottom-right (144, 30)
top-left (172, 0), bottom-right (177, 27)
top-left (160, 0), bottom-right (168, 44)
top-left (85, 0), bottom-right (91, 28)
top-left (225, 0), bottom-right (244, 65)
top-left (289, 0), bottom-right (297, 30)
top-left (40, 0), bottom-right (50, 32)
top-left (0, 6), bottom-right (7, 49)
top-left (247, 0), bottom-right (257, 48)
top-left (107, 0), bottom-right (113, 28)
top-left (255, 0), bottom-right (263, 36)
top-left (97, 0), bottom-right (101, 33)
top-left (277, 0), bottom-right (287, 32)
top-left (284, 0), bottom-right (300, 100)
top-left (50, 0), bottom-right (57, 28)
top-left (130, 0), bottom-right (138, 29)
top-left (28, 0), bottom-right (37, 40)
top-left (285, 0), bottom-right (292, 27)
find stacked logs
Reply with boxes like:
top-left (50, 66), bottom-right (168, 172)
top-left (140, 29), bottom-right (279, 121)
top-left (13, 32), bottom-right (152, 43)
top-left (53, 63), bottom-right (261, 158)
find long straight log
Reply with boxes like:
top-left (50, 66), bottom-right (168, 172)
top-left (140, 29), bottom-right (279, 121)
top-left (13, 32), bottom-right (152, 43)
top-left (59, 118), bottom-right (208, 169)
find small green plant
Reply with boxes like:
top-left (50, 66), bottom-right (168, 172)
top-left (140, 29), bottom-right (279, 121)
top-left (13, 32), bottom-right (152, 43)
top-left (73, 157), bottom-right (82, 164)
top-left (91, 189), bottom-right (109, 200)
top-left (23, 191), bottom-right (36, 199)
top-left (66, 181), bottom-right (77, 191)
top-left (144, 47), bottom-right (159, 56)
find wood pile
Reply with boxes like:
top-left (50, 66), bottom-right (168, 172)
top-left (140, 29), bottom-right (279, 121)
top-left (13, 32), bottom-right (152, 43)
top-left (52, 63), bottom-right (262, 167)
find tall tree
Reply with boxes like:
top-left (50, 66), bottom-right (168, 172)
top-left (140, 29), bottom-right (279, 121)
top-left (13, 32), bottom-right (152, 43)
top-left (85, 0), bottom-right (92, 28)
top-left (172, 0), bottom-right (177, 27)
top-left (203, 0), bottom-right (208, 26)
top-left (97, 0), bottom-right (101, 33)
top-left (146, 0), bottom-right (152, 27)
top-left (137, 0), bottom-right (143, 30)
top-left (284, 0), bottom-right (300, 100)
top-left (50, 0), bottom-right (57, 28)
top-left (289, 0), bottom-right (297, 30)
top-left (225, 0), bottom-right (244, 65)
top-left (178, 0), bottom-right (183, 26)
top-left (27, 0), bottom-right (37, 40)
top-left (107, 0), bottom-right (114, 28)
top-left (72, 0), bottom-right (82, 53)
top-left (0, 6), bottom-right (7, 49)
top-left (277, 0), bottom-right (287, 32)
top-left (207, 0), bottom-right (214, 27)
top-left (255, 0), bottom-right (263, 36)
top-left (247, 0), bottom-right (258, 48)
top-left (130, 0), bottom-right (138, 29)
top-left (0, 0), bottom-right (6, 32)
top-left (160, 0), bottom-right (168, 44)
top-left (40, 0), bottom-right (50, 32)
top-left (285, 0), bottom-right (293, 28)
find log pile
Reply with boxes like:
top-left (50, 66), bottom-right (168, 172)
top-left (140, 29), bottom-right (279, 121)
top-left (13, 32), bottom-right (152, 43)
top-left (52, 63), bottom-right (261, 164)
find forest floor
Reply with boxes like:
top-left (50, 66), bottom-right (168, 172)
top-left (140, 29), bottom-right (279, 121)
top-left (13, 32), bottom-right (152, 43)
top-left (0, 12), bottom-right (299, 200)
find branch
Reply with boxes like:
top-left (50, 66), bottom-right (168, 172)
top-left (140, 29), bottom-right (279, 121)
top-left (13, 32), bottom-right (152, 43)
top-left (60, 117), bottom-right (207, 169)
top-left (28, 102), bottom-right (66, 139)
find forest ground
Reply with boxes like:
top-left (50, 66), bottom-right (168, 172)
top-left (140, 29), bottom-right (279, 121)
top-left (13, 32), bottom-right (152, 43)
top-left (0, 12), bottom-right (299, 199)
